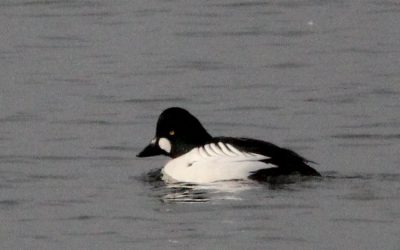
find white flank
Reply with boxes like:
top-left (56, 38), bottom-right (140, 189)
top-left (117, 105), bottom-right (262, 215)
top-left (162, 142), bottom-right (276, 184)
top-left (158, 137), bottom-right (171, 153)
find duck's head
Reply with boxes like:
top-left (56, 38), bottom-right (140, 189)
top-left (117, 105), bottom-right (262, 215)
top-left (137, 107), bottom-right (212, 158)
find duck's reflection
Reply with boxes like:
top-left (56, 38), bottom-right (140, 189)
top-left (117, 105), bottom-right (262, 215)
top-left (161, 183), bottom-right (211, 203)
top-left (159, 179), bottom-right (256, 203)
top-left (142, 168), bottom-right (322, 203)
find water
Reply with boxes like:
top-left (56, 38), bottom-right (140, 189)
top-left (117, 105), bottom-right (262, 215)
top-left (1, 0), bottom-right (399, 249)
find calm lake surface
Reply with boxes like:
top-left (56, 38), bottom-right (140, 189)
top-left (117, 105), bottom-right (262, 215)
top-left (1, 0), bottom-right (399, 249)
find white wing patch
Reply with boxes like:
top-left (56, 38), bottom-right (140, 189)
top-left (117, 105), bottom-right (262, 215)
top-left (196, 142), bottom-right (268, 162)
top-left (162, 142), bottom-right (276, 183)
top-left (218, 142), bottom-right (237, 156)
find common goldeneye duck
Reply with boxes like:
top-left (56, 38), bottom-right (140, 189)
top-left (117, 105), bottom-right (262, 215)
top-left (137, 107), bottom-right (320, 184)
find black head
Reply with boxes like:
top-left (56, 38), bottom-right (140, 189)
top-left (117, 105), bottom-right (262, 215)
top-left (137, 107), bottom-right (212, 158)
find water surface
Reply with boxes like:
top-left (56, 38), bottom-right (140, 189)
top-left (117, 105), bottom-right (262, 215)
top-left (0, 0), bottom-right (399, 249)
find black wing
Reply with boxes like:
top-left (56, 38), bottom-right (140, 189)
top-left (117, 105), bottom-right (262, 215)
top-left (212, 137), bottom-right (321, 178)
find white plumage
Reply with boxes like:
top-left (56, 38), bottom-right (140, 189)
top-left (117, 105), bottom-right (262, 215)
top-left (162, 142), bottom-right (277, 183)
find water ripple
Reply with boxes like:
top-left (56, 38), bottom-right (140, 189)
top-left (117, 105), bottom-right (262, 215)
top-left (0, 199), bottom-right (24, 209)
top-left (122, 97), bottom-right (188, 104)
top-left (0, 0), bottom-right (100, 8)
top-left (166, 60), bottom-right (236, 71)
top-left (208, 1), bottom-right (271, 8)
top-left (265, 62), bottom-right (312, 69)
top-left (331, 133), bottom-right (400, 140)
top-left (332, 218), bottom-right (394, 224)
top-left (57, 215), bottom-right (100, 221)
top-left (0, 112), bottom-right (42, 123)
top-left (96, 145), bottom-right (137, 152)
top-left (51, 119), bottom-right (112, 125)
top-left (0, 154), bottom-right (130, 163)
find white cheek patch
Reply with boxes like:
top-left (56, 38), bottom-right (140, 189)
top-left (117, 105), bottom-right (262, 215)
top-left (158, 137), bottom-right (172, 153)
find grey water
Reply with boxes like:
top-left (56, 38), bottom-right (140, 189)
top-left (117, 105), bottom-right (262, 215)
top-left (1, 0), bottom-right (399, 249)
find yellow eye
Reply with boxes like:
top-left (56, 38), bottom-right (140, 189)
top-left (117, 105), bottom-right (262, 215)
top-left (169, 130), bottom-right (175, 136)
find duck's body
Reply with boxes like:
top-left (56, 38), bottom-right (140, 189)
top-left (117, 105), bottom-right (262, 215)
top-left (137, 107), bottom-right (320, 184)
top-left (162, 140), bottom-right (271, 183)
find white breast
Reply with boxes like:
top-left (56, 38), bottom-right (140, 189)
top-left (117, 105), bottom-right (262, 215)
top-left (161, 142), bottom-right (277, 184)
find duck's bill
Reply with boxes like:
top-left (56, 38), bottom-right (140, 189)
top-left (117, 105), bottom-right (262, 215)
top-left (137, 141), bottom-right (164, 157)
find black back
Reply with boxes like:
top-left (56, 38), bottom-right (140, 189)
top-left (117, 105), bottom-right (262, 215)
top-left (212, 137), bottom-right (321, 177)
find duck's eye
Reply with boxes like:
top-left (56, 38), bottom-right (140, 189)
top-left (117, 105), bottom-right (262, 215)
top-left (169, 130), bottom-right (175, 136)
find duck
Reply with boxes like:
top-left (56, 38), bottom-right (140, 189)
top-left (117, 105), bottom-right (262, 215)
top-left (137, 107), bottom-right (320, 184)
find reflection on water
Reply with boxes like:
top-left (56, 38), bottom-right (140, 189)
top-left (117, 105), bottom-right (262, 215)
top-left (140, 169), bottom-right (326, 203)
top-left (158, 181), bottom-right (258, 203)
top-left (139, 169), bottom-right (400, 206)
